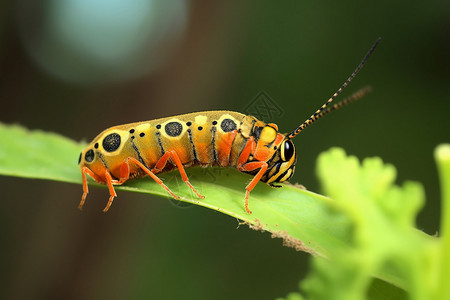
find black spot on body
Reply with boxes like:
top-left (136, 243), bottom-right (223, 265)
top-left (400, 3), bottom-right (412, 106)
top-left (94, 143), bottom-right (99, 149)
top-left (212, 121), bottom-right (217, 125)
top-left (198, 126), bottom-right (203, 131)
top-left (140, 132), bottom-right (145, 137)
top-left (85, 149), bottom-right (95, 162)
top-left (221, 118), bottom-right (237, 132)
top-left (131, 136), bottom-right (135, 140)
top-left (156, 124), bottom-right (161, 129)
top-left (103, 133), bottom-right (121, 152)
top-left (186, 121), bottom-right (192, 126)
top-left (129, 129), bottom-right (135, 134)
top-left (165, 122), bottom-right (183, 137)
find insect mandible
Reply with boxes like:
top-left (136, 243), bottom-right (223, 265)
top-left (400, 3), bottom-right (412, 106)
top-left (78, 38), bottom-right (381, 214)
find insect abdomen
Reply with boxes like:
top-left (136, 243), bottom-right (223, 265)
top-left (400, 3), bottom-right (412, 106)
top-left (131, 111), bottom-right (247, 170)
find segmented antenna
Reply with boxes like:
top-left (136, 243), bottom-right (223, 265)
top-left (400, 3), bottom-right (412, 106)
top-left (287, 37), bottom-right (381, 139)
top-left (314, 85), bottom-right (372, 119)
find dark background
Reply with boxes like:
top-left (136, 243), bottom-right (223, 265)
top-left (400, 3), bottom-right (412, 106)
top-left (1, 1), bottom-right (449, 299)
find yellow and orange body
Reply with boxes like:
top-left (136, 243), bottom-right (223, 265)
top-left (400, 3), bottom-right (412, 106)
top-left (78, 111), bottom-right (296, 213)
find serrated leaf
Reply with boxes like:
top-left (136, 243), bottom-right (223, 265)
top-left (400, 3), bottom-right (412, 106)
top-left (295, 147), bottom-right (441, 300)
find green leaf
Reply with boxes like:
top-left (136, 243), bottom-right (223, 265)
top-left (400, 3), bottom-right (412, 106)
top-left (0, 123), bottom-right (351, 257)
top-left (293, 148), bottom-right (441, 300)
top-left (1, 123), bottom-right (443, 299)
top-left (0, 123), bottom-right (83, 183)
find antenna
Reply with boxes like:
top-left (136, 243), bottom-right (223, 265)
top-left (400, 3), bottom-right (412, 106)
top-left (287, 37), bottom-right (381, 139)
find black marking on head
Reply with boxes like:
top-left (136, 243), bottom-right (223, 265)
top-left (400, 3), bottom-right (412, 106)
top-left (273, 169), bottom-right (288, 183)
top-left (165, 122), bottom-right (183, 137)
top-left (94, 143), bottom-right (99, 149)
top-left (85, 149), bottom-right (95, 162)
top-left (260, 162), bottom-right (282, 183)
top-left (102, 133), bottom-right (121, 152)
top-left (187, 129), bottom-right (198, 162)
top-left (221, 118), bottom-right (237, 132)
top-left (78, 153), bottom-right (82, 164)
top-left (252, 126), bottom-right (263, 142)
top-left (274, 167), bottom-right (294, 183)
top-left (198, 126), bottom-right (203, 131)
top-left (139, 132), bottom-right (145, 137)
top-left (156, 132), bottom-right (165, 155)
top-left (156, 124), bottom-right (161, 129)
top-left (129, 129), bottom-right (135, 134)
top-left (212, 120), bottom-right (217, 125)
top-left (186, 121), bottom-right (192, 126)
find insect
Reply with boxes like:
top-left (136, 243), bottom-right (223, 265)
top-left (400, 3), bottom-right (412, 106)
top-left (78, 38), bottom-right (381, 214)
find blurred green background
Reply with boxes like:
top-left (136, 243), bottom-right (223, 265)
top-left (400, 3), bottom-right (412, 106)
top-left (0, 0), bottom-right (449, 299)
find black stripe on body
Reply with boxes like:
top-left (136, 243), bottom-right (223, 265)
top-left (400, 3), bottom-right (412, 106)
top-left (187, 129), bottom-right (198, 162)
top-left (98, 152), bottom-right (109, 169)
top-left (156, 132), bottom-right (165, 155)
top-left (131, 139), bottom-right (149, 169)
top-left (98, 152), bottom-right (119, 180)
top-left (211, 126), bottom-right (218, 163)
top-left (273, 168), bottom-right (289, 183)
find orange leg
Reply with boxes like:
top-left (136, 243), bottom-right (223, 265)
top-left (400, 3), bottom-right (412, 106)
top-left (152, 150), bottom-right (205, 199)
top-left (125, 156), bottom-right (181, 197)
top-left (79, 167), bottom-right (104, 210)
top-left (79, 157), bottom-right (181, 212)
top-left (103, 157), bottom-right (181, 212)
top-left (238, 161), bottom-right (268, 214)
top-left (80, 167), bottom-right (118, 212)
top-left (102, 170), bottom-right (117, 212)
top-left (237, 137), bottom-right (255, 168)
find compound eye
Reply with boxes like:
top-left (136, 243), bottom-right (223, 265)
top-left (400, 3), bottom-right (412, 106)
top-left (281, 140), bottom-right (295, 161)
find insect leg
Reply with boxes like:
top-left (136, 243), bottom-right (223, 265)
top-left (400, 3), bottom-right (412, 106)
top-left (237, 161), bottom-right (268, 214)
top-left (114, 159), bottom-right (131, 184)
top-left (125, 157), bottom-right (181, 200)
top-left (102, 170), bottom-right (117, 212)
top-left (79, 167), bottom-right (104, 210)
top-left (152, 150), bottom-right (205, 199)
top-left (236, 137), bottom-right (256, 168)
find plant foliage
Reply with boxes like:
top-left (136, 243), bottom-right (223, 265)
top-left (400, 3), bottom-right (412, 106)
top-left (0, 123), bottom-right (448, 300)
